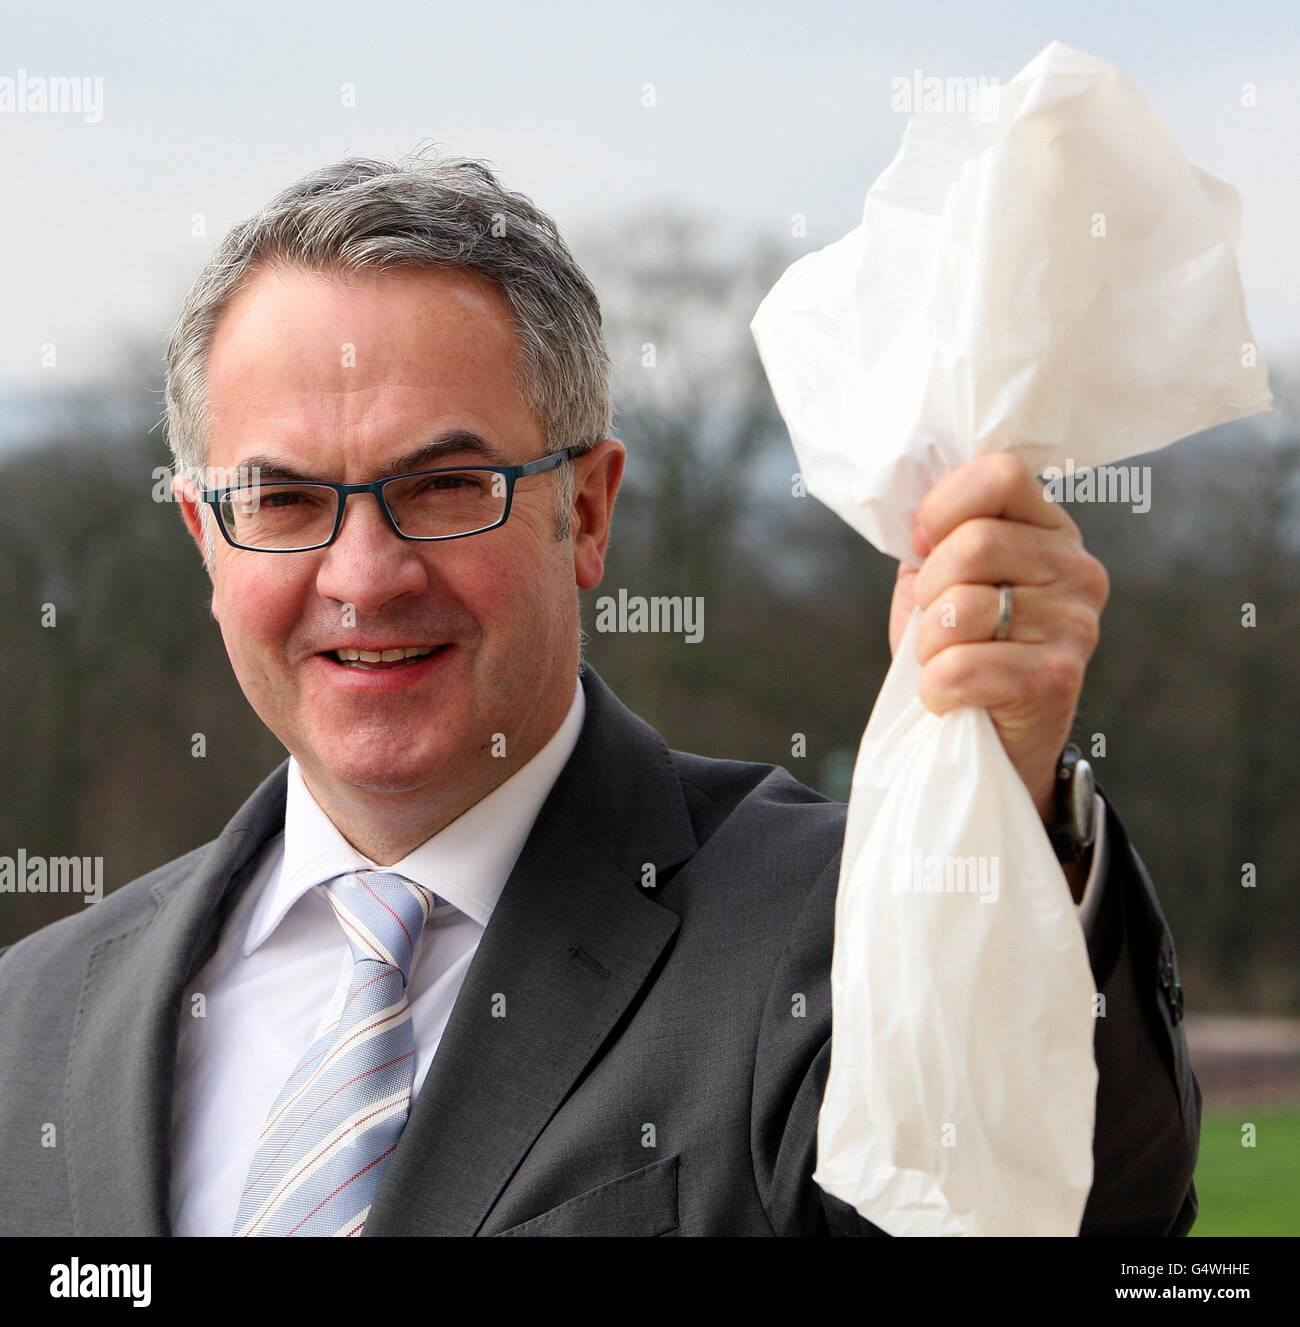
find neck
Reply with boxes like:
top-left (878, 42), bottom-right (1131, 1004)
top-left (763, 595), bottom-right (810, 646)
top-left (306, 772), bottom-right (498, 866)
top-left (298, 684), bottom-right (576, 866)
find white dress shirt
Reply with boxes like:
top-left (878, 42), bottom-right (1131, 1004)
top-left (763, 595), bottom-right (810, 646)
top-left (168, 666), bottom-right (1107, 1236)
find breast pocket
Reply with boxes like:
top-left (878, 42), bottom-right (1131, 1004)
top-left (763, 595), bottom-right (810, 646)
top-left (494, 1156), bottom-right (679, 1237)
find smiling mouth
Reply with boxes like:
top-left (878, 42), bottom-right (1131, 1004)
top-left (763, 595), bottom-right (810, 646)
top-left (324, 645), bottom-right (448, 671)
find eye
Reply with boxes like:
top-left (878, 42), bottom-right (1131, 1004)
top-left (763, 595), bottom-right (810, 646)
top-left (409, 472), bottom-right (488, 495)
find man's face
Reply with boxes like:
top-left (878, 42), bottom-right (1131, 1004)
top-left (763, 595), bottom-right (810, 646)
top-left (182, 263), bottom-right (620, 813)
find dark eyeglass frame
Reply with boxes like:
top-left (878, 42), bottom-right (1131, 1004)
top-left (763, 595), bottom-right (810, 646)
top-left (198, 445), bottom-right (585, 552)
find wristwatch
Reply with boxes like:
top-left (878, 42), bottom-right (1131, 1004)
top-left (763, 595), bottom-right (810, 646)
top-left (1049, 742), bottom-right (1096, 865)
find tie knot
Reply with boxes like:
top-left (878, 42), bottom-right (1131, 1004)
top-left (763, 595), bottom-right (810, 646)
top-left (321, 870), bottom-right (438, 986)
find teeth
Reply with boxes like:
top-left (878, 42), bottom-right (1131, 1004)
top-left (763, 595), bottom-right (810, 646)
top-left (333, 646), bottom-right (437, 663)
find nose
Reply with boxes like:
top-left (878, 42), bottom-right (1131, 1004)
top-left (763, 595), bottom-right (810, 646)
top-left (313, 490), bottom-right (431, 614)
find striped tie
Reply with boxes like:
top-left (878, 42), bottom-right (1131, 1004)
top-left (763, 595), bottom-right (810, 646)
top-left (233, 870), bottom-right (438, 1237)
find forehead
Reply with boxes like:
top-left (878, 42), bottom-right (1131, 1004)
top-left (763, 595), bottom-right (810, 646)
top-left (203, 263), bottom-right (533, 465)
top-left (209, 261), bottom-right (521, 382)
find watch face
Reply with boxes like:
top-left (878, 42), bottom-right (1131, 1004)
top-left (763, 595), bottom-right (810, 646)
top-left (1072, 757), bottom-right (1096, 845)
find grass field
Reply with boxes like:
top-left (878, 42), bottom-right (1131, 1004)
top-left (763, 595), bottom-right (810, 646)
top-left (1190, 1107), bottom-right (1300, 1235)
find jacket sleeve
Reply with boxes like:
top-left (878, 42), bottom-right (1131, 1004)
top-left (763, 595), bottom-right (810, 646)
top-left (1076, 794), bottom-right (1200, 1235)
top-left (753, 796), bottom-right (1200, 1237)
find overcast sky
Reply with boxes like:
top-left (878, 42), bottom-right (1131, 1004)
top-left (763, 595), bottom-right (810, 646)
top-left (1, 0), bottom-right (1296, 411)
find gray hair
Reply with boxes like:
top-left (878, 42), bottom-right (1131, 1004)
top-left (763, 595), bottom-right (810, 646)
top-left (163, 148), bottom-right (612, 550)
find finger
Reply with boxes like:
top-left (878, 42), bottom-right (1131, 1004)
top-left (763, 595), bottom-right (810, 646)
top-left (912, 518), bottom-right (1080, 611)
top-left (917, 640), bottom-right (1084, 719)
top-left (889, 562), bottom-right (919, 658)
top-left (912, 453), bottom-right (1081, 559)
top-left (914, 582), bottom-right (1102, 665)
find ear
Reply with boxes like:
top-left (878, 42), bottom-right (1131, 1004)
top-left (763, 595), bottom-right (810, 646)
top-left (172, 473), bottom-right (215, 578)
top-left (570, 439), bottom-right (625, 591)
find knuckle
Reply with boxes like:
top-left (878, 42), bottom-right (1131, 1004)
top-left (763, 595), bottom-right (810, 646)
top-left (1093, 556), bottom-right (1111, 607)
top-left (1075, 550), bottom-right (1110, 607)
top-left (1043, 647), bottom-right (1084, 697)
top-left (913, 620), bottom-right (936, 665)
top-left (959, 520), bottom-right (998, 568)
top-left (1073, 604), bottom-right (1101, 654)
top-left (916, 664), bottom-right (946, 715)
top-left (935, 644), bottom-right (974, 692)
top-left (991, 452), bottom-right (1026, 489)
top-left (912, 566), bottom-right (938, 611)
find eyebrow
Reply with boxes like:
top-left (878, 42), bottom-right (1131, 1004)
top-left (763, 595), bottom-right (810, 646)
top-left (234, 430), bottom-right (511, 482)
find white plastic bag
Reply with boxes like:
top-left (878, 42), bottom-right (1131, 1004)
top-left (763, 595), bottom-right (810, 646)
top-left (750, 39), bottom-right (1271, 1236)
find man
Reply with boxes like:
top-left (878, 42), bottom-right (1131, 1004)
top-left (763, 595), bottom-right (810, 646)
top-left (0, 152), bottom-right (1198, 1237)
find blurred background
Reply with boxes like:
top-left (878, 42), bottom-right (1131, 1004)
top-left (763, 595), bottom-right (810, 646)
top-left (0, 0), bottom-right (1295, 1233)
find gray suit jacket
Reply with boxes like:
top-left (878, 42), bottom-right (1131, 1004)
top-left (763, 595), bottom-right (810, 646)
top-left (0, 662), bottom-right (1199, 1236)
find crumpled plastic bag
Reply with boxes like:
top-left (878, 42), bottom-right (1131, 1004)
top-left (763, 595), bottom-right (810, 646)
top-left (750, 39), bottom-right (1271, 1236)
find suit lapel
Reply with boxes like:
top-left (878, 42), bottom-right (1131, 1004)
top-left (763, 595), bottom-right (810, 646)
top-left (65, 764), bottom-right (289, 1236)
top-left (363, 665), bottom-right (697, 1236)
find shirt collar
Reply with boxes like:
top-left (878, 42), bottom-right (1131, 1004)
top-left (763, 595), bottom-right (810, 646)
top-left (243, 672), bottom-right (586, 956)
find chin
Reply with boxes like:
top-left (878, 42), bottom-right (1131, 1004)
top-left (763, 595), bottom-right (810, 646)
top-left (304, 728), bottom-right (465, 797)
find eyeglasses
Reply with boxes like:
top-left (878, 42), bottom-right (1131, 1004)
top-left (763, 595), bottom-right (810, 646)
top-left (199, 447), bottom-right (584, 552)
